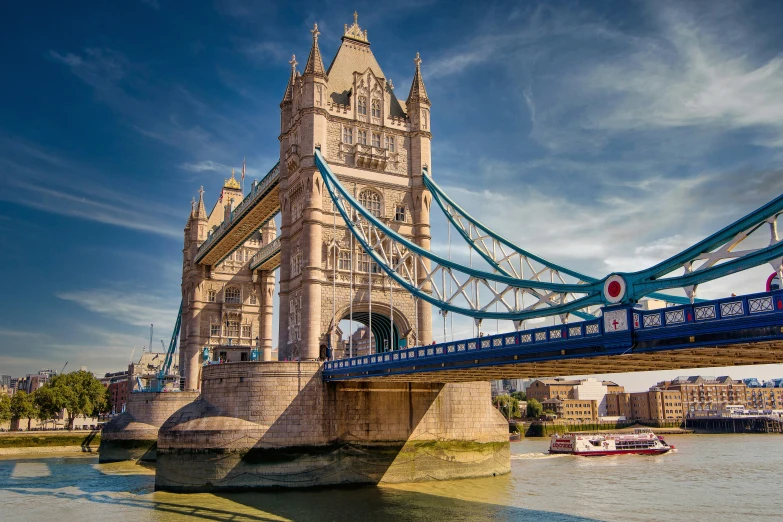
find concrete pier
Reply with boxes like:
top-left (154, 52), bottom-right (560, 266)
top-left (155, 361), bottom-right (509, 491)
top-left (99, 391), bottom-right (199, 463)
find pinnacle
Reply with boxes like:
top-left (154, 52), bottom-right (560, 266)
top-left (195, 185), bottom-right (207, 219)
top-left (407, 51), bottom-right (429, 105)
top-left (281, 54), bottom-right (298, 105)
top-left (303, 23), bottom-right (327, 79)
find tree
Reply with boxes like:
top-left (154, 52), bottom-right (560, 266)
top-left (47, 371), bottom-right (107, 430)
top-left (0, 393), bottom-right (11, 423)
top-left (34, 386), bottom-right (63, 428)
top-left (493, 394), bottom-right (521, 419)
top-left (10, 390), bottom-right (38, 430)
top-left (526, 398), bottom-right (543, 419)
top-left (510, 391), bottom-right (526, 402)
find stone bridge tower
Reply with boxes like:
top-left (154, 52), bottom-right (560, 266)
top-left (278, 13), bottom-right (433, 361)
top-left (180, 176), bottom-right (277, 390)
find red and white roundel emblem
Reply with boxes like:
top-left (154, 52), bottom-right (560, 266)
top-left (603, 275), bottom-right (626, 304)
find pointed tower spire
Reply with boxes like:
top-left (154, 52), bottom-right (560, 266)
top-left (281, 54), bottom-right (298, 105)
top-left (303, 23), bottom-right (327, 79)
top-left (407, 52), bottom-right (430, 106)
top-left (195, 186), bottom-right (207, 220)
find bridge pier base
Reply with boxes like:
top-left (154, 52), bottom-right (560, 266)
top-left (98, 391), bottom-right (199, 463)
top-left (155, 361), bottom-right (509, 491)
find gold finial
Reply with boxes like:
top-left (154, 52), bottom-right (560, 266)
top-left (311, 23), bottom-right (319, 43)
top-left (343, 11), bottom-right (369, 43)
top-left (414, 52), bottom-right (422, 68)
top-left (224, 169), bottom-right (241, 190)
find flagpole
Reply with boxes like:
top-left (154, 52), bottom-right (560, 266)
top-left (242, 157), bottom-right (246, 196)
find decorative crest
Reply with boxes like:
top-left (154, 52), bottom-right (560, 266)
top-left (311, 23), bottom-right (319, 43)
top-left (343, 11), bottom-right (369, 43)
top-left (289, 54), bottom-right (298, 72)
top-left (414, 52), bottom-right (422, 68)
top-left (386, 78), bottom-right (394, 90)
top-left (224, 169), bottom-right (241, 190)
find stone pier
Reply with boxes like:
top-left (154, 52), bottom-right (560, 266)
top-left (99, 391), bottom-right (199, 463)
top-left (155, 361), bottom-right (509, 491)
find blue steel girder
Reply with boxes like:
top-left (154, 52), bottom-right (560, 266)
top-left (316, 149), bottom-right (605, 322)
top-left (317, 148), bottom-right (783, 319)
top-left (423, 172), bottom-right (699, 314)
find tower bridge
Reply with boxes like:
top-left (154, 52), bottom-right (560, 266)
top-left (102, 12), bottom-right (783, 492)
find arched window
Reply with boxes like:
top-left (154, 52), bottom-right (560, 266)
top-left (371, 99), bottom-right (381, 118)
top-left (358, 96), bottom-right (367, 115)
top-left (359, 190), bottom-right (382, 218)
top-left (208, 289), bottom-right (217, 302)
top-left (225, 286), bottom-right (241, 304)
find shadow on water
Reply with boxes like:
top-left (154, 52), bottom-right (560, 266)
top-left (0, 455), bottom-right (598, 521)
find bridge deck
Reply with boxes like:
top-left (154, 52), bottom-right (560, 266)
top-left (195, 163), bottom-right (280, 267)
top-left (324, 290), bottom-right (783, 382)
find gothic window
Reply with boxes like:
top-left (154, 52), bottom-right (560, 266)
top-left (227, 320), bottom-right (240, 338)
top-left (338, 251), bottom-right (351, 271)
top-left (372, 132), bottom-right (381, 148)
top-left (343, 126), bottom-right (353, 144)
top-left (422, 109), bottom-right (429, 130)
top-left (288, 293), bottom-right (302, 343)
top-left (395, 205), bottom-right (406, 222)
top-left (358, 96), bottom-right (367, 115)
top-left (210, 324), bottom-right (220, 337)
top-left (358, 129), bottom-right (367, 145)
top-left (371, 99), bottom-right (381, 118)
top-left (358, 190), bottom-right (382, 218)
top-left (358, 253), bottom-right (380, 274)
top-left (249, 294), bottom-right (257, 305)
top-left (225, 286), bottom-right (241, 304)
top-left (208, 289), bottom-right (217, 302)
top-left (385, 135), bottom-right (395, 152)
top-left (241, 325), bottom-right (251, 338)
top-left (290, 249), bottom-right (303, 277)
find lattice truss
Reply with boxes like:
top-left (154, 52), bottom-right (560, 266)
top-left (630, 208), bottom-right (783, 300)
top-left (316, 151), bottom-right (605, 322)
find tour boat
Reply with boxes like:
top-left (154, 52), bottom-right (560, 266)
top-left (549, 427), bottom-right (674, 456)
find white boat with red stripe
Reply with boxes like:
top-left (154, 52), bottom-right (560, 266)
top-left (549, 427), bottom-right (674, 456)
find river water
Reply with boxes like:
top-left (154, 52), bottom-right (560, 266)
top-left (1, 435), bottom-right (781, 521)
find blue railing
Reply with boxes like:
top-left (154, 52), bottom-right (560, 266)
top-left (323, 290), bottom-right (783, 379)
top-left (195, 162), bottom-right (280, 264)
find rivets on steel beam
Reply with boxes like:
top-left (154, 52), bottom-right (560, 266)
top-left (689, 336), bottom-right (696, 342)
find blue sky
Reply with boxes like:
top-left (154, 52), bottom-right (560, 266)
top-left (1, 0), bottom-right (783, 389)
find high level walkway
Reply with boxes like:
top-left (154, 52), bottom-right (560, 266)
top-left (194, 162), bottom-right (281, 267)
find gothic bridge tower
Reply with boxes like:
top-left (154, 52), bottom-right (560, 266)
top-left (180, 174), bottom-right (276, 390)
top-left (278, 13), bottom-right (433, 361)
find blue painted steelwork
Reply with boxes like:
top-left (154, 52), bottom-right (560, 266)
top-left (155, 300), bottom-right (182, 391)
top-left (194, 162), bottom-right (280, 265)
top-left (424, 171), bottom-right (699, 313)
top-left (316, 149), bottom-right (782, 318)
top-left (323, 290), bottom-right (783, 381)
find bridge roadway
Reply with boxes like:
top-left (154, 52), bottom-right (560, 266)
top-left (323, 290), bottom-right (783, 382)
top-left (194, 162), bottom-right (281, 267)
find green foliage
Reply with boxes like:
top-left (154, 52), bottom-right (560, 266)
top-left (510, 391), bottom-right (526, 401)
top-left (0, 394), bottom-right (11, 423)
top-left (33, 386), bottom-right (62, 423)
top-left (44, 371), bottom-right (108, 429)
top-left (10, 390), bottom-right (37, 421)
top-left (492, 394), bottom-right (522, 419)
top-left (526, 398), bottom-right (544, 418)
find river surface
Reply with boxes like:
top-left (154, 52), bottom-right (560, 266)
top-left (1, 435), bottom-right (781, 521)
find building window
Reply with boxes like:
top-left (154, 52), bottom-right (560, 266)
top-left (338, 251), bottom-right (351, 271)
top-left (241, 325), bottom-right (251, 338)
top-left (385, 135), bottom-right (395, 152)
top-left (227, 320), bottom-right (240, 338)
top-left (358, 96), bottom-right (367, 115)
top-left (372, 132), bottom-right (381, 148)
top-left (358, 129), bottom-right (367, 145)
top-left (225, 287), bottom-right (241, 304)
top-left (358, 253), bottom-right (380, 274)
top-left (343, 127), bottom-right (353, 144)
top-left (249, 294), bottom-right (257, 305)
top-left (210, 324), bottom-right (220, 337)
top-left (395, 205), bottom-right (406, 222)
top-left (208, 289), bottom-right (216, 302)
top-left (358, 190), bottom-right (382, 218)
top-left (371, 99), bottom-right (381, 118)
top-left (422, 109), bottom-right (429, 130)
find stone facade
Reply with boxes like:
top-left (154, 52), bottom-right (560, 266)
top-left (155, 362), bottom-right (509, 491)
top-left (99, 391), bottom-right (199, 463)
top-left (277, 14), bottom-right (433, 362)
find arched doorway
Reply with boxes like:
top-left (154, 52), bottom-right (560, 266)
top-left (330, 303), bottom-right (411, 357)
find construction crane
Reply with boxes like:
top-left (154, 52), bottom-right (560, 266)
top-left (60, 361), bottom-right (68, 375)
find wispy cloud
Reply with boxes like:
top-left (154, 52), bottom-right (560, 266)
top-left (57, 289), bottom-right (177, 328)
